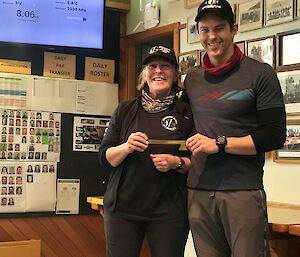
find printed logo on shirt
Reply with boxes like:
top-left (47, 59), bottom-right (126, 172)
top-left (198, 89), bottom-right (254, 102)
top-left (161, 115), bottom-right (178, 131)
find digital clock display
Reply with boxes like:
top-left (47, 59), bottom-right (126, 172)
top-left (16, 10), bottom-right (37, 19)
top-left (0, 0), bottom-right (104, 49)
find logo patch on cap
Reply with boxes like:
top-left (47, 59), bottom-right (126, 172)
top-left (149, 46), bottom-right (171, 54)
top-left (161, 115), bottom-right (178, 131)
top-left (202, 0), bottom-right (221, 10)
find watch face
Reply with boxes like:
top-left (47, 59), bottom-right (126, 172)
top-left (216, 136), bottom-right (227, 145)
top-left (217, 137), bottom-right (226, 144)
top-left (216, 136), bottom-right (227, 153)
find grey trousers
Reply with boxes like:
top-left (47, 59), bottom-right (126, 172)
top-left (188, 189), bottom-right (271, 257)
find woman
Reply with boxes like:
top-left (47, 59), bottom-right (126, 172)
top-left (27, 165), bottom-right (33, 173)
top-left (98, 46), bottom-right (194, 257)
top-left (42, 165), bottom-right (48, 173)
top-left (1, 166), bottom-right (8, 174)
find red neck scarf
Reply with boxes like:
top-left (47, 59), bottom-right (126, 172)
top-left (202, 44), bottom-right (244, 76)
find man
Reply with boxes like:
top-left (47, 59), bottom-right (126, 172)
top-left (184, 1), bottom-right (286, 257)
top-left (16, 166), bottom-right (23, 174)
top-left (1, 197), bottom-right (7, 206)
top-left (16, 176), bottom-right (22, 185)
top-left (1, 187), bottom-right (7, 195)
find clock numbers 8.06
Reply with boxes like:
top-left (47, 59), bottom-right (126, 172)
top-left (17, 10), bottom-right (36, 19)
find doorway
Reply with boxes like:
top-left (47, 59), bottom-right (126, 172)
top-left (119, 22), bottom-right (181, 101)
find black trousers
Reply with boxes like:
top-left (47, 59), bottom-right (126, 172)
top-left (104, 212), bottom-right (189, 257)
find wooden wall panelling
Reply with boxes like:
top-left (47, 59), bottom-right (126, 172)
top-left (0, 224), bottom-right (13, 241)
top-left (0, 215), bottom-right (106, 257)
top-left (77, 215), bottom-right (106, 243)
top-left (38, 217), bottom-right (85, 257)
top-left (12, 218), bottom-right (57, 257)
top-left (52, 216), bottom-right (99, 257)
top-left (0, 219), bottom-right (27, 240)
top-left (65, 216), bottom-right (103, 256)
top-left (29, 219), bottom-right (72, 257)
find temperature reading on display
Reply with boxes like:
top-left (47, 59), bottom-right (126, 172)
top-left (67, 1), bottom-right (78, 5)
top-left (17, 10), bottom-right (36, 18)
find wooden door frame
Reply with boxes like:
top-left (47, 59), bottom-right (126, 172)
top-left (119, 22), bottom-right (181, 101)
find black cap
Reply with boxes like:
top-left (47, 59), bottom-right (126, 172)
top-left (143, 46), bottom-right (178, 68)
top-left (195, 0), bottom-right (234, 27)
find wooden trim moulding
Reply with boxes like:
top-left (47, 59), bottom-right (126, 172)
top-left (106, 0), bottom-right (130, 12)
top-left (268, 202), bottom-right (300, 210)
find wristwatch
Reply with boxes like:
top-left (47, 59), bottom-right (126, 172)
top-left (176, 157), bottom-right (185, 171)
top-left (216, 135), bottom-right (227, 153)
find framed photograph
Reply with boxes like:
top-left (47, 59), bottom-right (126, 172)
top-left (199, 50), bottom-right (206, 64)
top-left (187, 16), bottom-right (198, 44)
top-left (178, 50), bottom-right (199, 82)
top-left (235, 41), bottom-right (246, 55)
top-left (273, 119), bottom-right (300, 163)
top-left (265, 0), bottom-right (294, 27)
top-left (276, 29), bottom-right (300, 69)
top-left (237, 0), bottom-right (263, 32)
top-left (277, 69), bottom-right (300, 115)
top-left (246, 36), bottom-right (275, 67)
top-left (185, 0), bottom-right (202, 9)
top-left (297, 0), bottom-right (300, 18)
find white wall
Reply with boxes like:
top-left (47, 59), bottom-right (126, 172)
top-left (127, 0), bottom-right (300, 206)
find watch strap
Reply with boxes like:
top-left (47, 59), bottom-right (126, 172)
top-left (176, 157), bottom-right (185, 170)
top-left (216, 135), bottom-right (227, 153)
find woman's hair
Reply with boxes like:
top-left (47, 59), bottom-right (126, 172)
top-left (137, 68), bottom-right (148, 91)
top-left (137, 62), bottom-right (181, 92)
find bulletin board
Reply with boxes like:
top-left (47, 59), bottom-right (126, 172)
top-left (57, 113), bottom-right (111, 215)
top-left (0, 9), bottom-right (120, 218)
top-left (0, 110), bottom-right (111, 217)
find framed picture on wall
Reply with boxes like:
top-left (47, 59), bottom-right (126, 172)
top-left (276, 29), bottom-right (300, 69)
top-left (185, 0), bottom-right (202, 9)
top-left (277, 69), bottom-right (300, 115)
top-left (187, 16), bottom-right (199, 44)
top-left (246, 36), bottom-right (275, 67)
top-left (235, 41), bottom-right (246, 55)
top-left (178, 50), bottom-right (199, 82)
top-left (273, 119), bottom-right (300, 163)
top-left (297, 0), bottom-right (300, 18)
top-left (265, 0), bottom-right (294, 27)
top-left (237, 0), bottom-right (263, 32)
top-left (199, 50), bottom-right (206, 65)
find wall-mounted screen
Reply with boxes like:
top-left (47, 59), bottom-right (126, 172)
top-left (0, 0), bottom-right (105, 49)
